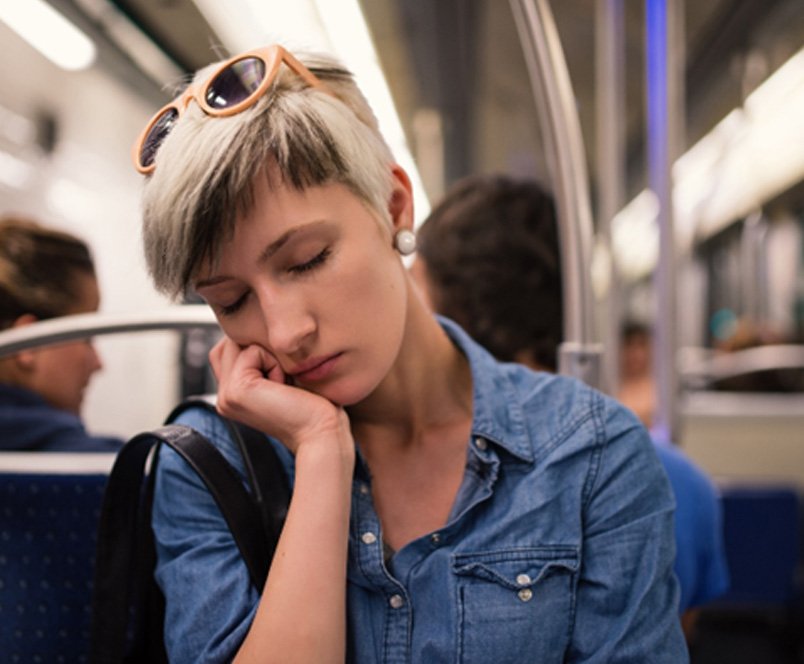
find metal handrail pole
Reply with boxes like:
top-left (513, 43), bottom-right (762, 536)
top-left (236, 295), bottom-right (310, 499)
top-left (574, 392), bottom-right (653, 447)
top-left (595, 0), bottom-right (627, 395)
top-left (0, 306), bottom-right (218, 357)
top-left (509, 0), bottom-right (602, 388)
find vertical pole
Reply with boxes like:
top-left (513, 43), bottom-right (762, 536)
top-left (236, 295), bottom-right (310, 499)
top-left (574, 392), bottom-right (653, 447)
top-left (595, 0), bottom-right (626, 395)
top-left (510, 0), bottom-right (602, 388)
top-left (645, 0), bottom-right (683, 441)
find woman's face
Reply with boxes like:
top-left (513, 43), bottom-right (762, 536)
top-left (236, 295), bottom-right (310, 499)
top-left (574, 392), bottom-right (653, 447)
top-left (194, 171), bottom-right (411, 406)
top-left (27, 271), bottom-right (103, 415)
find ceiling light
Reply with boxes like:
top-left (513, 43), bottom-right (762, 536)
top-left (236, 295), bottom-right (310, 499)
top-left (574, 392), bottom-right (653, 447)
top-left (0, 0), bottom-right (97, 71)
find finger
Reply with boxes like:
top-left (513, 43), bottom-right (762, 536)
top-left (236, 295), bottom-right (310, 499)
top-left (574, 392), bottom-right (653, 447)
top-left (208, 336), bottom-right (240, 380)
top-left (208, 338), bottom-right (226, 379)
top-left (233, 344), bottom-right (284, 384)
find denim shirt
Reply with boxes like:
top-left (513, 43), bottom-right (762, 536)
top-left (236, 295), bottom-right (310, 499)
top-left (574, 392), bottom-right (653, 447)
top-left (153, 318), bottom-right (688, 663)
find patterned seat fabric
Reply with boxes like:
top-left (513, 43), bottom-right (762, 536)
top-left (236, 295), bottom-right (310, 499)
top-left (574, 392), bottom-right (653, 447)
top-left (0, 472), bottom-right (107, 663)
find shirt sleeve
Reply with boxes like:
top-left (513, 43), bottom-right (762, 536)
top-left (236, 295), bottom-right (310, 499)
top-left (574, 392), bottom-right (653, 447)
top-left (151, 407), bottom-right (260, 664)
top-left (567, 396), bottom-right (689, 663)
top-left (689, 475), bottom-right (730, 607)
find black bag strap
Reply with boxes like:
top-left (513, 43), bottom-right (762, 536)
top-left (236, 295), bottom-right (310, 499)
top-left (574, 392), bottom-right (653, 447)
top-left (166, 397), bottom-right (291, 563)
top-left (90, 403), bottom-right (290, 664)
top-left (90, 426), bottom-right (192, 663)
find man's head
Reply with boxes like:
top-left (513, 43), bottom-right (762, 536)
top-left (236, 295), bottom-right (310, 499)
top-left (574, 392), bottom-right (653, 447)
top-left (413, 174), bottom-right (562, 371)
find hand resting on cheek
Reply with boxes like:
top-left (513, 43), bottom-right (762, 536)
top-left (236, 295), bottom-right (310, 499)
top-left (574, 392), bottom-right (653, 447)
top-left (209, 336), bottom-right (351, 456)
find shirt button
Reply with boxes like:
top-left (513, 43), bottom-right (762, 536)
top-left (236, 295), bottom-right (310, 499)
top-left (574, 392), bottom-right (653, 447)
top-left (430, 532), bottom-right (441, 545)
top-left (389, 594), bottom-right (405, 609)
top-left (359, 483), bottom-right (370, 495)
top-left (516, 573), bottom-right (531, 586)
top-left (474, 437), bottom-right (487, 451)
top-left (518, 588), bottom-right (534, 602)
top-left (361, 532), bottom-right (377, 545)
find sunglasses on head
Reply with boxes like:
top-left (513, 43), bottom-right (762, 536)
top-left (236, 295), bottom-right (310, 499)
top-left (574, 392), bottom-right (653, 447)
top-left (133, 44), bottom-right (330, 174)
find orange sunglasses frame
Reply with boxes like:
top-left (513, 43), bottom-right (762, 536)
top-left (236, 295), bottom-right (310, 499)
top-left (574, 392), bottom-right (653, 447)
top-left (132, 45), bottom-right (329, 174)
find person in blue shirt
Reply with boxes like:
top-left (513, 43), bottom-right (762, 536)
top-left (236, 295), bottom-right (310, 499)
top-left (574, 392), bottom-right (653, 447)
top-left (135, 44), bottom-right (687, 662)
top-left (618, 321), bottom-right (729, 633)
top-left (0, 217), bottom-right (122, 452)
top-left (412, 173), bottom-right (728, 639)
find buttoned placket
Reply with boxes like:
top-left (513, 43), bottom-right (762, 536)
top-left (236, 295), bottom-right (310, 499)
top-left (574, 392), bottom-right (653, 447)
top-left (351, 458), bottom-right (412, 664)
top-left (347, 437), bottom-right (502, 662)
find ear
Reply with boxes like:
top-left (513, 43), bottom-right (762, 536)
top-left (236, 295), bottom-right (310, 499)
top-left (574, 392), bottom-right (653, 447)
top-left (9, 314), bottom-right (39, 371)
top-left (388, 165), bottom-right (415, 233)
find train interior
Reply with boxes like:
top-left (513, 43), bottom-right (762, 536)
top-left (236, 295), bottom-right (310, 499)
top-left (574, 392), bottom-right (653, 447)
top-left (1, 0), bottom-right (803, 660)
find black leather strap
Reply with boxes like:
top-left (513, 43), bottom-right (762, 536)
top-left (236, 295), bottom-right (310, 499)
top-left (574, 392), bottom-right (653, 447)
top-left (164, 424), bottom-right (271, 588)
top-left (90, 417), bottom-right (288, 663)
top-left (90, 427), bottom-right (185, 663)
top-left (166, 398), bottom-right (291, 567)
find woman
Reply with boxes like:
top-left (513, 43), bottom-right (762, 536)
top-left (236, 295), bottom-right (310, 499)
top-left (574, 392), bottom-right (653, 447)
top-left (137, 45), bottom-right (687, 662)
top-left (0, 216), bottom-right (122, 451)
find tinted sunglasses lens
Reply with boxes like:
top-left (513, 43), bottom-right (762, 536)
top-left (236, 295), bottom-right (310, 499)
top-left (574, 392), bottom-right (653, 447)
top-left (206, 57), bottom-right (267, 109)
top-left (140, 107), bottom-right (179, 168)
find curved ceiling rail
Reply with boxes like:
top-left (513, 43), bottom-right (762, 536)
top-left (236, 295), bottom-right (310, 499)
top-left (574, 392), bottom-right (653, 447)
top-left (509, 0), bottom-right (602, 388)
top-left (0, 306), bottom-right (218, 358)
top-left (679, 344), bottom-right (804, 389)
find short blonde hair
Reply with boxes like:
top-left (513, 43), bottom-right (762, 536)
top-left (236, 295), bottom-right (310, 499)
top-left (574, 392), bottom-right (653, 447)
top-left (141, 48), bottom-right (396, 298)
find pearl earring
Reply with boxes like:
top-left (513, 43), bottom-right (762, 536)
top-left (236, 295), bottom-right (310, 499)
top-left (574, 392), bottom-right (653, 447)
top-left (393, 229), bottom-right (417, 256)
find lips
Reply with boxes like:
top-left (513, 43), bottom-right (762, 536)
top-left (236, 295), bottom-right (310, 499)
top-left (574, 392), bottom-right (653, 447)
top-left (289, 353), bottom-right (342, 382)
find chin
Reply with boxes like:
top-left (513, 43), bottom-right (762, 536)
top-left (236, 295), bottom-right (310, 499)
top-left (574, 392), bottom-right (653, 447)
top-left (314, 379), bottom-right (375, 408)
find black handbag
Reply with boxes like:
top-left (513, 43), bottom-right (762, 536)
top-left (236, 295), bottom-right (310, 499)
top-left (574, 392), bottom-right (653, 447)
top-left (89, 398), bottom-right (290, 663)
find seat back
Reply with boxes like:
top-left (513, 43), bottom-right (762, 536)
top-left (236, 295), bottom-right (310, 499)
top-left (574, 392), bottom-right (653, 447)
top-left (0, 455), bottom-right (113, 662)
top-left (718, 485), bottom-right (801, 607)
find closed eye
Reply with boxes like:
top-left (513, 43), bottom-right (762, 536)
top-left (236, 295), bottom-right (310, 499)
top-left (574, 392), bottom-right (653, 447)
top-left (217, 293), bottom-right (248, 316)
top-left (290, 247), bottom-right (331, 275)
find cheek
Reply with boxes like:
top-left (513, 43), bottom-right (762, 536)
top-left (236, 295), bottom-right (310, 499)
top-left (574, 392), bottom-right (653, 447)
top-left (212, 305), bottom-right (268, 347)
top-left (336, 254), bottom-right (405, 324)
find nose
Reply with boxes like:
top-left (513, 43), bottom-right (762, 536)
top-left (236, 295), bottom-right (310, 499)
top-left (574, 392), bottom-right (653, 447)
top-left (256, 288), bottom-right (316, 357)
top-left (86, 340), bottom-right (103, 374)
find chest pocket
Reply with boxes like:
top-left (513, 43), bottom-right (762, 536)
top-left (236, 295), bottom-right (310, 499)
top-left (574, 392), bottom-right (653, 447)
top-left (452, 546), bottom-right (578, 664)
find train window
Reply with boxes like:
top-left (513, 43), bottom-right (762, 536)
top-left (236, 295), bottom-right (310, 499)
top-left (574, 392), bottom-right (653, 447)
top-left (685, 212), bottom-right (804, 393)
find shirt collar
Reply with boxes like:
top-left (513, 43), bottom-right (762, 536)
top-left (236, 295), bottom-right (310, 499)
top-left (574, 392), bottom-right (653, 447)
top-left (438, 316), bottom-right (534, 463)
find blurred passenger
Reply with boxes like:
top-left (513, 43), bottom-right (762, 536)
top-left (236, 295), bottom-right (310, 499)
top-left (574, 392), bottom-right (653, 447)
top-left (618, 320), bottom-right (657, 426)
top-left (134, 45), bottom-right (685, 661)
top-left (410, 174), bottom-right (563, 370)
top-left (0, 217), bottom-right (122, 452)
top-left (617, 319), bottom-right (729, 631)
top-left (413, 173), bottom-right (729, 637)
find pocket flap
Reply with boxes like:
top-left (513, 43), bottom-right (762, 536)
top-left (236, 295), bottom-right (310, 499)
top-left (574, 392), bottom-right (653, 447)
top-left (452, 547), bottom-right (578, 589)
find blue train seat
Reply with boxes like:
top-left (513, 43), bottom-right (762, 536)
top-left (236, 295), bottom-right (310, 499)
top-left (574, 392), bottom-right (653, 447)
top-left (717, 485), bottom-right (801, 608)
top-left (0, 456), bottom-right (112, 663)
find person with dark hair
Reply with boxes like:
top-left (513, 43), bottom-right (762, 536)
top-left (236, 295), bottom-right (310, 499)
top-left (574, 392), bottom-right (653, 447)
top-left (618, 320), bottom-right (656, 426)
top-left (412, 174), bottom-right (563, 371)
top-left (413, 173), bottom-right (728, 639)
top-left (0, 216), bottom-right (122, 452)
top-left (135, 44), bottom-right (685, 662)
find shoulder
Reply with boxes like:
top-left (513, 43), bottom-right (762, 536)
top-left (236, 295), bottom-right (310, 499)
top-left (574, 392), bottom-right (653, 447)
top-left (158, 402), bottom-right (295, 490)
top-left (653, 443), bottom-right (719, 504)
top-left (0, 388), bottom-right (121, 452)
top-left (159, 403), bottom-right (249, 482)
top-left (507, 367), bottom-right (648, 456)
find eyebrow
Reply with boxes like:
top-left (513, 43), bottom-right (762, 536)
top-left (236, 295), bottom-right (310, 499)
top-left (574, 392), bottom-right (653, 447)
top-left (194, 220), bottom-right (330, 289)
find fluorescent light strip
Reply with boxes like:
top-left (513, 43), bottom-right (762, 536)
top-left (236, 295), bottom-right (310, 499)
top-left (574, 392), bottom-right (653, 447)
top-left (0, 150), bottom-right (34, 189)
top-left (614, 43), bottom-right (804, 279)
top-left (0, 0), bottom-right (96, 71)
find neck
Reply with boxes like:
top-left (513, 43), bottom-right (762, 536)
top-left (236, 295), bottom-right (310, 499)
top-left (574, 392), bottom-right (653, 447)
top-left (347, 292), bottom-right (473, 448)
